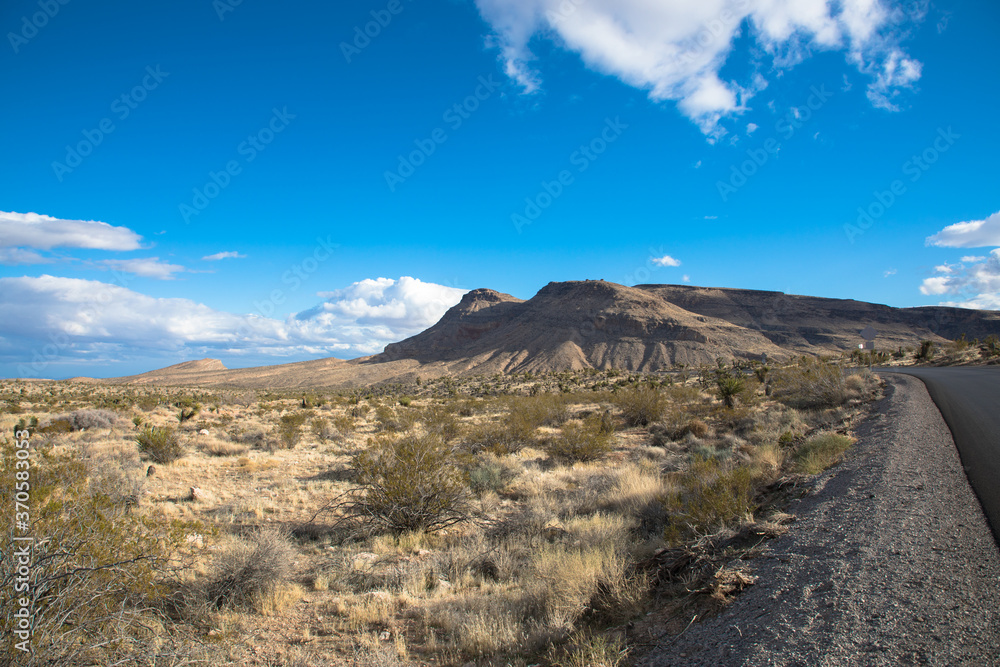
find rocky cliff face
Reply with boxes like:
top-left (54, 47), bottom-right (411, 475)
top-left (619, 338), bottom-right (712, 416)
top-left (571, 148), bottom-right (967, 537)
top-left (378, 280), bottom-right (792, 372)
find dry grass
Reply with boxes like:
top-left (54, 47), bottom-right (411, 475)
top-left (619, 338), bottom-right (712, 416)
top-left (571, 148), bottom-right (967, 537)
top-left (0, 363), bottom-right (879, 666)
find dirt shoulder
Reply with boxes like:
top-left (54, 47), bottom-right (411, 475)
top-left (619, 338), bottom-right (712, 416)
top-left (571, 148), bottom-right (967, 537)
top-left (639, 373), bottom-right (1000, 666)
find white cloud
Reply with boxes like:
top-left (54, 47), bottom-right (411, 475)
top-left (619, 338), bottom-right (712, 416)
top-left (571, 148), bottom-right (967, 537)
top-left (0, 210), bottom-right (142, 252)
top-left (202, 251), bottom-right (246, 261)
top-left (651, 254), bottom-right (682, 267)
top-left (98, 258), bottom-right (187, 280)
top-left (703, 215), bottom-right (718, 220)
top-left (307, 277), bottom-right (467, 343)
top-left (474, 0), bottom-right (923, 134)
top-left (746, 122), bottom-right (759, 134)
top-left (926, 211), bottom-right (1000, 248)
top-left (919, 249), bottom-right (1000, 308)
top-left (883, 268), bottom-right (896, 277)
top-left (682, 274), bottom-right (691, 283)
top-left (0, 275), bottom-right (467, 373)
top-left (961, 255), bottom-right (986, 263)
top-left (0, 247), bottom-right (52, 266)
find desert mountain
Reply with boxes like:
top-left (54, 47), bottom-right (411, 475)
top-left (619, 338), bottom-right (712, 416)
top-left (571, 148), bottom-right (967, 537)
top-left (93, 280), bottom-right (999, 388)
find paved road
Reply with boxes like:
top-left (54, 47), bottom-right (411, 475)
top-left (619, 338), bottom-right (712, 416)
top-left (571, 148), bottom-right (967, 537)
top-left (879, 366), bottom-right (1000, 545)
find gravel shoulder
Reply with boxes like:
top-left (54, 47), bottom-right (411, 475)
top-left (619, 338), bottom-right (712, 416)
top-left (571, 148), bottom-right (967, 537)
top-left (639, 373), bottom-right (1000, 666)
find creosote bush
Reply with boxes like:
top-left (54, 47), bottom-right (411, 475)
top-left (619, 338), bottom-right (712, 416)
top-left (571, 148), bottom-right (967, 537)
top-left (275, 412), bottom-right (307, 449)
top-left (351, 434), bottom-right (472, 533)
top-left (547, 417), bottom-right (613, 463)
top-left (135, 425), bottom-right (184, 464)
top-left (614, 386), bottom-right (664, 427)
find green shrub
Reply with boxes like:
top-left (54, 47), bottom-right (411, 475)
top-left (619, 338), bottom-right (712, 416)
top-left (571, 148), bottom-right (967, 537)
top-left (352, 434), bottom-right (471, 533)
top-left (398, 396), bottom-right (413, 407)
top-left (916, 340), bottom-right (935, 360)
top-left (547, 418), bottom-right (613, 463)
top-left (135, 425), bottom-right (184, 464)
top-left (793, 433), bottom-right (853, 474)
top-left (467, 455), bottom-right (518, 496)
top-left (333, 414), bottom-right (356, 435)
top-left (465, 420), bottom-right (535, 456)
top-left (614, 386), bottom-right (664, 427)
top-left (663, 458), bottom-right (763, 544)
top-left (275, 413), bottom-right (307, 449)
top-left (311, 417), bottom-right (334, 442)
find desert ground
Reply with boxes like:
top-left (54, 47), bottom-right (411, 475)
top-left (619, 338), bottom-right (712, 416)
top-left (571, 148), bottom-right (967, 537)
top-left (1, 340), bottom-right (993, 666)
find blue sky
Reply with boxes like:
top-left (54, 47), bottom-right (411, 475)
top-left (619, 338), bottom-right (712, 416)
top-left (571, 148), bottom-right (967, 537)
top-left (2, 0), bottom-right (999, 379)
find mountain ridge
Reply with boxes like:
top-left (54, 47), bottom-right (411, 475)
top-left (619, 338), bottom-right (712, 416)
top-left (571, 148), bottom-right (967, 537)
top-left (81, 281), bottom-right (999, 388)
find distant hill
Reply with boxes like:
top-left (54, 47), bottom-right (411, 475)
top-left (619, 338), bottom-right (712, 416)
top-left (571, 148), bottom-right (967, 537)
top-left (92, 281), bottom-right (999, 388)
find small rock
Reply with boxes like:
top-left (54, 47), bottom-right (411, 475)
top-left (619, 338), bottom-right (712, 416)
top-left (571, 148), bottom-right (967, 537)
top-left (146, 465), bottom-right (156, 477)
top-left (189, 487), bottom-right (208, 502)
top-left (199, 429), bottom-right (210, 436)
top-left (379, 630), bottom-right (391, 641)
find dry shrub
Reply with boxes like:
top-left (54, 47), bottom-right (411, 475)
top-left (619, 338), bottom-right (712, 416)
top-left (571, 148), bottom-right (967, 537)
top-left (229, 425), bottom-right (269, 448)
top-left (351, 434), bottom-right (472, 534)
top-left (206, 528), bottom-right (294, 609)
top-left (772, 359), bottom-right (861, 409)
top-left (548, 630), bottom-right (629, 667)
top-left (0, 443), bottom-right (181, 665)
top-left (793, 432), bottom-right (854, 474)
top-left (64, 408), bottom-right (121, 431)
top-left (547, 417), bottom-right (612, 463)
top-left (198, 437), bottom-right (248, 457)
top-left (614, 386), bottom-right (664, 427)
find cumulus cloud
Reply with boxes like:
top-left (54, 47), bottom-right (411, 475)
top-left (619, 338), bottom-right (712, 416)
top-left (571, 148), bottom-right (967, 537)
top-left (651, 254), bottom-right (682, 267)
top-left (474, 0), bottom-right (923, 133)
top-left (925, 211), bottom-right (1000, 248)
top-left (203, 251), bottom-right (246, 261)
top-left (0, 275), bottom-right (467, 376)
top-left (922, 212), bottom-right (1000, 310)
top-left (306, 277), bottom-right (467, 347)
top-left (97, 258), bottom-right (187, 280)
top-left (918, 249), bottom-right (1000, 309)
top-left (0, 210), bottom-right (143, 252)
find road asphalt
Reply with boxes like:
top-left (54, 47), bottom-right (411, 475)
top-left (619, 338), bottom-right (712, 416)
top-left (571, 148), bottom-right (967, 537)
top-left (880, 366), bottom-right (1000, 545)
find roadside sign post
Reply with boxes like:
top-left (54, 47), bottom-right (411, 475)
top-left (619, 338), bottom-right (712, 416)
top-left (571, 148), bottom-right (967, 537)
top-left (860, 326), bottom-right (877, 369)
